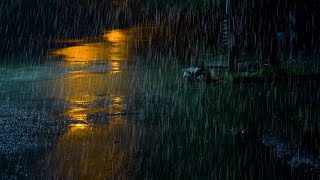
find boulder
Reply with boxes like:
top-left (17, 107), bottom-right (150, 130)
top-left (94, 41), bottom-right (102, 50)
top-left (183, 67), bottom-right (204, 82)
top-left (183, 65), bottom-right (227, 83)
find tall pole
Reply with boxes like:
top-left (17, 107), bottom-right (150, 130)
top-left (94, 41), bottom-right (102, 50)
top-left (226, 0), bottom-right (231, 71)
top-left (226, 0), bottom-right (229, 15)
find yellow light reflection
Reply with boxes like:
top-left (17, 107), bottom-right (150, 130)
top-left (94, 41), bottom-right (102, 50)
top-left (53, 72), bottom-right (130, 104)
top-left (104, 30), bottom-right (127, 43)
top-left (64, 107), bottom-right (88, 121)
top-left (46, 122), bottom-right (134, 179)
top-left (48, 29), bottom-right (148, 124)
top-left (51, 42), bottom-right (128, 63)
top-left (44, 26), bottom-right (155, 179)
top-left (112, 62), bottom-right (120, 70)
top-left (68, 124), bottom-right (91, 133)
top-left (50, 30), bottom-right (132, 65)
top-left (64, 103), bottom-right (126, 122)
top-left (113, 96), bottom-right (122, 103)
top-left (111, 61), bottom-right (120, 73)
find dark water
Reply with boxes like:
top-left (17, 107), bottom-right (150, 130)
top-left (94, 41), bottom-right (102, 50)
top-left (0, 26), bottom-right (319, 179)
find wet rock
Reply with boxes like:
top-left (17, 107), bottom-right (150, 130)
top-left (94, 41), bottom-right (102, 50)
top-left (196, 74), bottom-right (206, 81)
top-left (261, 134), bottom-right (282, 146)
top-left (230, 128), bottom-right (246, 137)
top-left (261, 134), bottom-right (290, 158)
top-left (183, 67), bottom-right (203, 82)
top-left (288, 154), bottom-right (320, 171)
top-left (260, 133), bottom-right (320, 172)
top-left (274, 143), bottom-right (290, 158)
top-left (183, 66), bottom-right (225, 83)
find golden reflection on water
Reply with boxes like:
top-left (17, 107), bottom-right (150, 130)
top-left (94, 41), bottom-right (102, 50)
top-left (111, 61), bottom-right (121, 73)
top-left (65, 107), bottom-right (88, 121)
top-left (104, 30), bottom-right (127, 43)
top-left (49, 29), bottom-right (137, 122)
top-left (64, 103), bottom-right (126, 121)
top-left (51, 30), bottom-right (131, 64)
top-left (45, 28), bottom-right (149, 179)
top-left (113, 96), bottom-right (122, 103)
top-left (68, 123), bottom-right (91, 133)
top-left (48, 120), bottom-right (135, 179)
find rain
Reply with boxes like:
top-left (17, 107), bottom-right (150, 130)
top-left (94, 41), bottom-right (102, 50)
top-left (0, 0), bottom-right (319, 179)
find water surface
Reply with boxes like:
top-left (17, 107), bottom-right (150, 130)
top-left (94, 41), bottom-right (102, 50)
top-left (0, 26), bottom-right (319, 179)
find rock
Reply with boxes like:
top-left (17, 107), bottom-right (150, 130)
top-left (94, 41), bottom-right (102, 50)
top-left (183, 67), bottom-right (204, 82)
top-left (288, 154), bottom-right (320, 171)
top-left (183, 67), bottom-right (202, 77)
top-left (260, 134), bottom-right (290, 158)
top-left (183, 64), bottom-right (227, 83)
top-left (260, 133), bottom-right (320, 172)
top-left (196, 74), bottom-right (206, 81)
top-left (230, 128), bottom-right (246, 137)
top-left (274, 143), bottom-right (289, 158)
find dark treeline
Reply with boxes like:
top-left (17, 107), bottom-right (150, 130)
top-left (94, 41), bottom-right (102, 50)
top-left (1, 0), bottom-right (319, 59)
top-left (229, 0), bottom-right (320, 68)
top-left (0, 0), bottom-right (137, 55)
top-left (139, 0), bottom-right (320, 66)
top-left (1, 0), bottom-right (126, 38)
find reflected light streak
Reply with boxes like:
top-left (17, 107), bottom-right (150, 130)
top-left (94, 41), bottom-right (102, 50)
top-left (68, 124), bottom-right (91, 133)
top-left (113, 96), bottom-right (122, 103)
top-left (104, 30), bottom-right (127, 43)
top-left (44, 26), bottom-right (155, 179)
top-left (50, 29), bottom-right (132, 64)
top-left (64, 107), bottom-right (88, 121)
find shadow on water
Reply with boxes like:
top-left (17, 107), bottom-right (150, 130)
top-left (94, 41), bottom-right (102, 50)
top-left (0, 25), bottom-right (319, 179)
